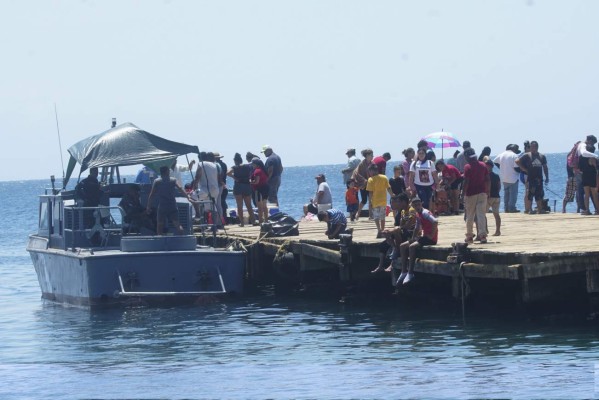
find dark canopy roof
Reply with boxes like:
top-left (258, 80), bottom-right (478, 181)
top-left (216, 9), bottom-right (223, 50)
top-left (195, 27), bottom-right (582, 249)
top-left (64, 122), bottom-right (199, 187)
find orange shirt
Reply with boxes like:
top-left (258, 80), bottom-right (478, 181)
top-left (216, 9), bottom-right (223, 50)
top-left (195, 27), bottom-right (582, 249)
top-left (345, 187), bottom-right (359, 205)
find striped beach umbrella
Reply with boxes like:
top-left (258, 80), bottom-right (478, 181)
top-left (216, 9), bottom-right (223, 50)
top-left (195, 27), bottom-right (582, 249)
top-left (421, 131), bottom-right (461, 159)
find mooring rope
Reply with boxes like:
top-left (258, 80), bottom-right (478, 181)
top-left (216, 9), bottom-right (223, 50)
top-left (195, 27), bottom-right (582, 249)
top-left (273, 240), bottom-right (292, 264)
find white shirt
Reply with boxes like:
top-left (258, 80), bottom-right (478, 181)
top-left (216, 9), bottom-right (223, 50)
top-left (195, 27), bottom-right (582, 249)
top-left (493, 150), bottom-right (520, 183)
top-left (410, 160), bottom-right (435, 186)
top-left (577, 141), bottom-right (599, 159)
top-left (314, 182), bottom-right (333, 205)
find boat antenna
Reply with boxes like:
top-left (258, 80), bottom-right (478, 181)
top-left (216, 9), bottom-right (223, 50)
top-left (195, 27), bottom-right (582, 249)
top-left (54, 103), bottom-right (66, 180)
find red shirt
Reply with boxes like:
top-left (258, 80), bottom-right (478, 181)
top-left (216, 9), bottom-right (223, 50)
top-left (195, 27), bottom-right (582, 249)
top-left (372, 156), bottom-right (387, 174)
top-left (463, 160), bottom-right (489, 196)
top-left (250, 168), bottom-right (269, 189)
top-left (441, 164), bottom-right (461, 183)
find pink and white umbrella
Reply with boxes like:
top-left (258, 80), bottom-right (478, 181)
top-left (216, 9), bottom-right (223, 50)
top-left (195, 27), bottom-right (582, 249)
top-left (421, 131), bottom-right (461, 159)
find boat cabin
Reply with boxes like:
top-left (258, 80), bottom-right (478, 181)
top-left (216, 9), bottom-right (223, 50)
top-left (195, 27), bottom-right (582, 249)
top-left (36, 183), bottom-right (193, 250)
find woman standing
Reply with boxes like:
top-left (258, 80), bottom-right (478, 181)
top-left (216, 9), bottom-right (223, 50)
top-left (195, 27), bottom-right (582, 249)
top-left (409, 148), bottom-right (439, 209)
top-left (580, 145), bottom-right (599, 215)
top-left (351, 148), bottom-right (374, 221)
top-left (227, 153), bottom-right (257, 226)
top-left (250, 158), bottom-right (270, 223)
top-left (401, 148), bottom-right (415, 177)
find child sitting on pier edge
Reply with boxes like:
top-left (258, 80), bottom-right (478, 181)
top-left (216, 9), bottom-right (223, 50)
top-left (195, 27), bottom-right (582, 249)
top-left (397, 196), bottom-right (438, 285)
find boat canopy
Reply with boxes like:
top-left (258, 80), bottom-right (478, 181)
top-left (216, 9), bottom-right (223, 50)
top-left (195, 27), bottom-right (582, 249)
top-left (64, 122), bottom-right (199, 187)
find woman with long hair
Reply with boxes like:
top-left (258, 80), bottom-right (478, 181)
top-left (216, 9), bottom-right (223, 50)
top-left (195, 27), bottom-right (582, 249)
top-left (408, 147), bottom-right (439, 209)
top-left (227, 153), bottom-right (257, 226)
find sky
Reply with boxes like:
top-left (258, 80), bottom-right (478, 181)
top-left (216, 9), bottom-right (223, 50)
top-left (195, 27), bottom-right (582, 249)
top-left (1, 0), bottom-right (598, 181)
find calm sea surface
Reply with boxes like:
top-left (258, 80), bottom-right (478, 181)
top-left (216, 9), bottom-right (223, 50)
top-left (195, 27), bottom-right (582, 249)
top-left (2, 154), bottom-right (599, 399)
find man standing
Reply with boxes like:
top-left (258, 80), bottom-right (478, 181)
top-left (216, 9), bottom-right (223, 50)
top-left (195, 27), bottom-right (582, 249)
top-left (516, 140), bottom-right (549, 214)
top-left (456, 140), bottom-right (472, 173)
top-left (341, 148), bottom-right (360, 184)
top-left (304, 174), bottom-right (332, 215)
top-left (146, 166), bottom-right (191, 235)
top-left (262, 145), bottom-right (283, 207)
top-left (75, 167), bottom-right (104, 228)
top-left (463, 148), bottom-right (490, 244)
top-left (193, 152), bottom-right (220, 225)
top-left (214, 152), bottom-right (228, 222)
top-left (372, 152), bottom-right (392, 175)
top-left (493, 144), bottom-right (521, 212)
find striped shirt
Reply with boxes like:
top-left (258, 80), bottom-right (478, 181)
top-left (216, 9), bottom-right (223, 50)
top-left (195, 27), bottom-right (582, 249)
top-left (326, 209), bottom-right (347, 226)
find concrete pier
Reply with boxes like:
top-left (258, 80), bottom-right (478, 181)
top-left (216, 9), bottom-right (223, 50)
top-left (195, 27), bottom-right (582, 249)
top-left (208, 212), bottom-right (599, 314)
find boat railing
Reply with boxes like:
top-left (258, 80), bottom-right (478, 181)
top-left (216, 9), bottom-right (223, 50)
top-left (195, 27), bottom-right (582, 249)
top-left (115, 266), bottom-right (227, 297)
top-left (63, 205), bottom-right (126, 248)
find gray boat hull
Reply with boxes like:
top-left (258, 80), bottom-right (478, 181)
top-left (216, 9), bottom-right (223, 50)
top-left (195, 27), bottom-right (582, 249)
top-left (27, 236), bottom-right (245, 308)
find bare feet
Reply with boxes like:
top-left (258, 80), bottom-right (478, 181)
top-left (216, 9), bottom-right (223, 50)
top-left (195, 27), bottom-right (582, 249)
top-left (384, 265), bottom-right (393, 272)
top-left (371, 266), bottom-right (383, 273)
top-left (493, 231), bottom-right (501, 236)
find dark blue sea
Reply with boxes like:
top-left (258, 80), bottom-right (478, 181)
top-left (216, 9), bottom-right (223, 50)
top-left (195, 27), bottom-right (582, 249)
top-left (2, 154), bottom-right (599, 399)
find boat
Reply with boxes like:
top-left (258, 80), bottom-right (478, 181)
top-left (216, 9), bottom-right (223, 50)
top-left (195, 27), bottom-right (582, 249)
top-left (27, 121), bottom-right (245, 308)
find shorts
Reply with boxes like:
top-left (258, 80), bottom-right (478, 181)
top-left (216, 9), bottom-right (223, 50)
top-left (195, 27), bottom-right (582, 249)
top-left (252, 185), bottom-right (269, 204)
top-left (487, 197), bottom-right (500, 213)
top-left (306, 203), bottom-right (318, 215)
top-left (450, 177), bottom-right (463, 190)
top-left (418, 236), bottom-right (437, 246)
top-left (527, 179), bottom-right (544, 201)
top-left (371, 206), bottom-right (386, 220)
top-left (157, 207), bottom-right (179, 224)
top-left (346, 203), bottom-right (358, 213)
top-left (233, 182), bottom-right (252, 197)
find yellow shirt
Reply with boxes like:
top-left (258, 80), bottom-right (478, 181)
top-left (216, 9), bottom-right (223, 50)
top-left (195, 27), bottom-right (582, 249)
top-left (366, 174), bottom-right (390, 208)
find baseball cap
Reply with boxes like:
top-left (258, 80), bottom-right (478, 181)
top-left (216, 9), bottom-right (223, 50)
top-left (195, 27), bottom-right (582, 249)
top-left (261, 145), bottom-right (272, 153)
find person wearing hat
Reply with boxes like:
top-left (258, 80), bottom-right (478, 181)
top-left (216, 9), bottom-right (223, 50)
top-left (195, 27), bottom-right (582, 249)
top-left (341, 148), bottom-right (360, 184)
top-left (396, 196), bottom-right (438, 285)
top-left (493, 144), bottom-right (521, 213)
top-left (303, 174), bottom-right (332, 216)
top-left (262, 145), bottom-right (283, 207)
top-left (463, 148), bottom-right (490, 243)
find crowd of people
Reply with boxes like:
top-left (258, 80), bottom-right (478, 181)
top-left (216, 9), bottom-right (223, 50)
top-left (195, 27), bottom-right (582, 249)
top-left (76, 134), bottom-right (599, 251)
top-left (130, 145), bottom-right (284, 231)
top-left (306, 135), bottom-right (599, 285)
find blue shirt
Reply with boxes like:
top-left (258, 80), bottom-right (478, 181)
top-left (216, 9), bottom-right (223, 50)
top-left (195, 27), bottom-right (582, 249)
top-left (265, 153), bottom-right (283, 178)
top-left (326, 209), bottom-right (347, 226)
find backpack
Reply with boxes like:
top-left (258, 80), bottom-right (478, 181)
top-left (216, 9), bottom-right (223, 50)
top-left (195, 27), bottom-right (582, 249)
top-left (566, 141), bottom-right (581, 169)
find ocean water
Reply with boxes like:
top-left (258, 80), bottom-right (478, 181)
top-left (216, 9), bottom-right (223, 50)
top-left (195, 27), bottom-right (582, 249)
top-left (2, 153), bottom-right (599, 399)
